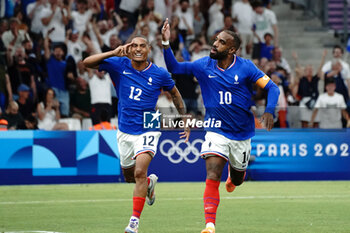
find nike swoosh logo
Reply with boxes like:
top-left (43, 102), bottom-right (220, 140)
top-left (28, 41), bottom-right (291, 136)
top-left (208, 75), bottom-right (216, 78)
top-left (123, 71), bottom-right (132, 75)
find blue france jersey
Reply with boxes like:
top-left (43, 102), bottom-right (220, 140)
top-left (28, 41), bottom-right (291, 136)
top-left (191, 56), bottom-right (265, 140)
top-left (99, 57), bottom-right (175, 134)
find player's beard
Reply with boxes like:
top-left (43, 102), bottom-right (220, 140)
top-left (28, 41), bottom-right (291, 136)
top-left (210, 49), bottom-right (229, 60)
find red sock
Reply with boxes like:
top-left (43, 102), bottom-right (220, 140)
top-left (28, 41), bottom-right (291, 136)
top-left (203, 179), bottom-right (220, 225)
top-left (132, 197), bottom-right (145, 219)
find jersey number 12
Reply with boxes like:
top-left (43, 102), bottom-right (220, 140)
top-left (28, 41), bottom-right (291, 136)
top-left (129, 86), bottom-right (142, 101)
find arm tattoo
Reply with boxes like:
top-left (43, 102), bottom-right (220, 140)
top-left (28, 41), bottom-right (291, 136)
top-left (171, 91), bottom-right (185, 115)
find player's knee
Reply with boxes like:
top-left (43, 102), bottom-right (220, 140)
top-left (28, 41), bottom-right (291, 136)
top-left (206, 171), bottom-right (221, 181)
top-left (134, 168), bottom-right (147, 180)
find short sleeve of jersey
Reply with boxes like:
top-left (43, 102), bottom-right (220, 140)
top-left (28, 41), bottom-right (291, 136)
top-left (99, 56), bottom-right (124, 73)
top-left (247, 60), bottom-right (265, 83)
top-left (160, 67), bottom-right (175, 91)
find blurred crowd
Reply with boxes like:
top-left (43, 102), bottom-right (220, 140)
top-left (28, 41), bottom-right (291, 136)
top-left (0, 0), bottom-right (349, 131)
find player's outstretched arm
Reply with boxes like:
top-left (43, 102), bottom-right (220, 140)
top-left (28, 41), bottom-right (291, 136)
top-left (161, 18), bottom-right (193, 75)
top-left (83, 43), bottom-right (132, 69)
top-left (258, 79), bottom-right (280, 131)
top-left (168, 86), bottom-right (190, 142)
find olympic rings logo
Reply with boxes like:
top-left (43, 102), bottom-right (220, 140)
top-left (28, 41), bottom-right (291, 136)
top-left (159, 139), bottom-right (204, 164)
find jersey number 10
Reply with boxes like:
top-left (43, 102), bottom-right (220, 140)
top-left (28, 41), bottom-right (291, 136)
top-left (219, 91), bottom-right (232, 104)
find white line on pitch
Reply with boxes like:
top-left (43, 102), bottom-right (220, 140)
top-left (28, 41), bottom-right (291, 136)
top-left (1, 194), bottom-right (349, 205)
top-left (4, 231), bottom-right (64, 233)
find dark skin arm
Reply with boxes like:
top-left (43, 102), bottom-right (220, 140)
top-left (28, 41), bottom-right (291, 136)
top-left (260, 112), bottom-right (274, 131)
top-left (168, 86), bottom-right (190, 142)
top-left (83, 43), bottom-right (132, 69)
top-left (161, 18), bottom-right (170, 50)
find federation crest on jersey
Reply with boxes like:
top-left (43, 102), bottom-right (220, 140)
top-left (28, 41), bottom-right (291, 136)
top-left (234, 75), bottom-right (239, 84)
top-left (143, 110), bottom-right (161, 129)
top-left (148, 77), bottom-right (153, 85)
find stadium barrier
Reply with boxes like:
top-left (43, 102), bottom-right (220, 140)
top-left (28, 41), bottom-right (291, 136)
top-left (0, 129), bottom-right (349, 185)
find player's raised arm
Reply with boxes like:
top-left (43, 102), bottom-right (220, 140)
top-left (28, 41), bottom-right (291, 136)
top-left (161, 18), bottom-right (193, 75)
top-left (256, 75), bottom-right (280, 131)
top-left (83, 43), bottom-right (132, 69)
top-left (168, 86), bottom-right (190, 142)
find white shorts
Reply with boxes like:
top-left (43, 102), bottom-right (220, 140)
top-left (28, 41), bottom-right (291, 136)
top-left (117, 130), bottom-right (161, 169)
top-left (200, 131), bottom-right (251, 171)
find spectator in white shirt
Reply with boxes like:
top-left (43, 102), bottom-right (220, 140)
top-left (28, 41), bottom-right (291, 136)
top-left (40, 0), bottom-right (70, 43)
top-left (310, 78), bottom-right (350, 129)
top-left (153, 0), bottom-right (167, 20)
top-left (66, 29), bottom-right (84, 64)
top-left (189, 38), bottom-right (210, 61)
top-left (207, 0), bottom-right (224, 41)
top-left (175, 0), bottom-right (194, 43)
top-left (232, 0), bottom-right (254, 57)
top-left (77, 60), bottom-right (90, 82)
top-left (151, 34), bottom-right (166, 69)
top-left (193, 2), bottom-right (205, 37)
top-left (89, 12), bottom-right (122, 52)
top-left (88, 70), bottom-right (112, 125)
top-left (272, 47), bottom-right (291, 75)
top-left (322, 45), bottom-right (350, 98)
top-left (137, 8), bottom-right (159, 44)
top-left (96, 18), bottom-right (120, 48)
top-left (26, 0), bottom-right (48, 36)
top-left (71, 0), bottom-right (93, 38)
top-left (1, 18), bottom-right (31, 49)
top-left (252, 0), bottom-right (278, 59)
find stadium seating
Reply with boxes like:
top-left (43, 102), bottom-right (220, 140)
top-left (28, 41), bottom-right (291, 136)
top-left (327, 0), bottom-right (350, 32)
top-left (82, 118), bottom-right (93, 130)
top-left (59, 118), bottom-right (82, 130)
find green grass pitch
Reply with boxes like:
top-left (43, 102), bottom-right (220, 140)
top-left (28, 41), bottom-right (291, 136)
top-left (1, 181), bottom-right (350, 233)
